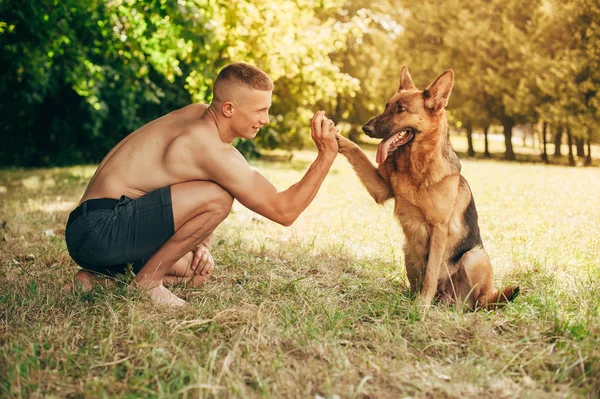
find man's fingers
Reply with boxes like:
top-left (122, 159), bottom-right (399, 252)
top-left (321, 118), bottom-right (337, 139)
top-left (311, 110), bottom-right (325, 134)
top-left (190, 253), bottom-right (200, 271)
top-left (194, 251), bottom-right (214, 274)
top-left (203, 261), bottom-right (214, 275)
top-left (195, 253), bottom-right (208, 274)
top-left (311, 112), bottom-right (339, 155)
top-left (196, 255), bottom-right (214, 275)
top-left (319, 117), bottom-right (334, 137)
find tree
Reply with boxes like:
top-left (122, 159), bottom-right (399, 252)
top-left (391, 0), bottom-right (542, 160)
top-left (208, 0), bottom-right (361, 150)
top-left (540, 121), bottom-right (549, 164)
top-left (529, 0), bottom-right (600, 165)
top-left (0, 0), bottom-right (222, 166)
top-left (326, 1), bottom-right (406, 141)
top-left (0, 0), bottom-right (368, 166)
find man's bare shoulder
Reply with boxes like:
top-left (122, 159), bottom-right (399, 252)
top-left (189, 124), bottom-right (245, 166)
top-left (168, 103), bottom-right (209, 119)
top-left (170, 116), bottom-right (245, 177)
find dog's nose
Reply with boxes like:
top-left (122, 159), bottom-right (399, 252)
top-left (362, 124), bottom-right (374, 136)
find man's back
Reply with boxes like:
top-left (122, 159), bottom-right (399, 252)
top-left (79, 104), bottom-right (211, 203)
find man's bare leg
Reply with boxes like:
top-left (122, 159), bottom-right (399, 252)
top-left (133, 181), bottom-right (233, 306)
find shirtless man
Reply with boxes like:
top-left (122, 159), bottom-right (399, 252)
top-left (65, 62), bottom-right (339, 306)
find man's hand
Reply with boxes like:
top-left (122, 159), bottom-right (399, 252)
top-left (311, 111), bottom-right (339, 156)
top-left (191, 244), bottom-right (214, 276)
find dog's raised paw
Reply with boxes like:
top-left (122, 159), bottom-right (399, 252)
top-left (335, 134), bottom-right (356, 153)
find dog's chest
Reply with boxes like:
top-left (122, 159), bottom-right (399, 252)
top-left (387, 167), bottom-right (459, 212)
top-left (393, 198), bottom-right (430, 253)
top-left (387, 172), bottom-right (461, 257)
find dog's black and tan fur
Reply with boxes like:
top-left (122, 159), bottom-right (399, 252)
top-left (337, 66), bottom-right (519, 309)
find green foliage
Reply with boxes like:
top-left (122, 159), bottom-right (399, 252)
top-left (0, 0), bottom-right (222, 166)
top-left (0, 0), bottom-right (363, 165)
top-left (212, 0), bottom-right (361, 149)
top-left (0, 0), bottom-right (598, 166)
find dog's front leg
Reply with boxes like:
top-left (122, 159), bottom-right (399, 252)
top-left (336, 135), bottom-right (393, 204)
top-left (419, 224), bottom-right (449, 307)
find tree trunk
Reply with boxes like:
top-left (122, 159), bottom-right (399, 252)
top-left (566, 124), bottom-right (575, 166)
top-left (585, 127), bottom-right (593, 166)
top-left (503, 119), bottom-right (515, 160)
top-left (575, 137), bottom-right (585, 157)
top-left (553, 126), bottom-right (563, 157)
top-left (466, 122), bottom-right (475, 157)
top-left (541, 121), bottom-right (548, 164)
top-left (483, 124), bottom-right (490, 158)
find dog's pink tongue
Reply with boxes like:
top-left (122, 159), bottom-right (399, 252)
top-left (376, 136), bottom-right (393, 164)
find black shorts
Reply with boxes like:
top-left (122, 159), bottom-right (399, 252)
top-left (65, 187), bottom-right (175, 276)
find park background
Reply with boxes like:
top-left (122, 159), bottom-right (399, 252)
top-left (1, 0), bottom-right (599, 166)
top-left (1, 0), bottom-right (600, 398)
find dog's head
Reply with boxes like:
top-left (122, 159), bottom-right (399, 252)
top-left (362, 66), bottom-right (454, 164)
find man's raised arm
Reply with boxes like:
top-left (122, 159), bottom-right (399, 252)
top-left (209, 111), bottom-right (339, 226)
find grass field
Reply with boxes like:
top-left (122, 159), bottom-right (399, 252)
top-left (1, 143), bottom-right (599, 398)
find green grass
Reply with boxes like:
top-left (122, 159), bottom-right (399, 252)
top-left (1, 145), bottom-right (599, 398)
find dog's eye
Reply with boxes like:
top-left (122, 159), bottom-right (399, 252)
top-left (397, 104), bottom-right (406, 113)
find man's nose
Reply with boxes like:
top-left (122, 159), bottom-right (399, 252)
top-left (261, 114), bottom-right (270, 125)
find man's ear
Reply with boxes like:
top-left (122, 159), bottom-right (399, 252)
top-left (423, 70), bottom-right (454, 112)
top-left (398, 66), bottom-right (416, 92)
top-left (222, 102), bottom-right (235, 118)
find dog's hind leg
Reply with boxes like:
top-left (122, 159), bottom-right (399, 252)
top-left (461, 246), bottom-right (519, 309)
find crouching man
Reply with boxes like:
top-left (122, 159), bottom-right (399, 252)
top-left (65, 62), bottom-right (339, 306)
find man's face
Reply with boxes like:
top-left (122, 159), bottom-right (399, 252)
top-left (231, 88), bottom-right (272, 139)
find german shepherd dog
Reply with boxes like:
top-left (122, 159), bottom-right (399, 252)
top-left (336, 66), bottom-right (519, 310)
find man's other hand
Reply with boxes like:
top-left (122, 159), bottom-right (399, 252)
top-left (191, 244), bottom-right (214, 275)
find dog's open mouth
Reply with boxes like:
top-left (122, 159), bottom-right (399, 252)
top-left (376, 128), bottom-right (415, 164)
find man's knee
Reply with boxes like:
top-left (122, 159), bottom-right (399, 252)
top-left (207, 184), bottom-right (234, 219)
top-left (171, 181), bottom-right (234, 224)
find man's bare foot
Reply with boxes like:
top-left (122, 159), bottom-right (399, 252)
top-left (142, 284), bottom-right (188, 307)
top-left (62, 270), bottom-right (104, 292)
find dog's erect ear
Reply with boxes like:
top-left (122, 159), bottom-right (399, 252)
top-left (398, 66), bottom-right (416, 92)
top-left (423, 69), bottom-right (454, 112)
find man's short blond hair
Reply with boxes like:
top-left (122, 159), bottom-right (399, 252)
top-left (213, 63), bottom-right (274, 103)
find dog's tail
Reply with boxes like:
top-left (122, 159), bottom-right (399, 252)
top-left (480, 286), bottom-right (520, 310)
